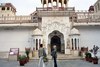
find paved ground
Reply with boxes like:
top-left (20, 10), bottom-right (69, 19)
top-left (0, 59), bottom-right (100, 67)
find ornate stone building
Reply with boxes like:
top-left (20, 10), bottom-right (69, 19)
top-left (0, 0), bottom-right (100, 58)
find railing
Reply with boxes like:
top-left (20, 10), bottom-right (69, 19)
top-left (0, 16), bottom-right (32, 23)
top-left (36, 7), bottom-right (75, 11)
top-left (38, 11), bottom-right (71, 16)
top-left (72, 15), bottom-right (100, 23)
top-left (75, 10), bottom-right (89, 13)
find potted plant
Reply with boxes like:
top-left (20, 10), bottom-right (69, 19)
top-left (18, 55), bottom-right (27, 66)
top-left (85, 52), bottom-right (92, 62)
top-left (92, 45), bottom-right (99, 64)
top-left (25, 48), bottom-right (30, 59)
top-left (92, 56), bottom-right (98, 64)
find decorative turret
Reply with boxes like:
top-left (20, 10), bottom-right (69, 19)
top-left (0, 3), bottom-right (16, 17)
top-left (41, 0), bottom-right (69, 8)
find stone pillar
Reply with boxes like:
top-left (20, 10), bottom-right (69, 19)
top-left (65, 3), bottom-right (67, 7)
top-left (65, 0), bottom-right (68, 7)
top-left (76, 39), bottom-right (78, 50)
top-left (57, 0), bottom-right (59, 7)
top-left (78, 39), bottom-right (79, 50)
top-left (44, 34), bottom-right (48, 54)
top-left (61, 0), bottom-right (64, 7)
top-left (64, 34), bottom-right (67, 54)
top-left (38, 39), bottom-right (40, 50)
top-left (46, 0), bottom-right (49, 7)
top-left (51, 0), bottom-right (53, 7)
top-left (42, 31), bottom-right (48, 54)
top-left (34, 39), bottom-right (36, 50)
top-left (41, 38), bottom-right (43, 44)
top-left (42, 0), bottom-right (44, 8)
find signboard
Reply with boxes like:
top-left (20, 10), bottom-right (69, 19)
top-left (9, 48), bottom-right (19, 55)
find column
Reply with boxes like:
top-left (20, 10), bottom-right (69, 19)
top-left (34, 39), bottom-right (36, 50)
top-left (76, 39), bottom-right (78, 50)
top-left (45, 35), bottom-right (48, 54)
top-left (61, 0), bottom-right (64, 7)
top-left (57, 0), bottom-right (59, 7)
top-left (41, 38), bottom-right (42, 44)
top-left (65, 1), bottom-right (67, 7)
top-left (65, 4), bottom-right (67, 7)
top-left (64, 35), bottom-right (67, 54)
top-left (46, 0), bottom-right (49, 7)
top-left (78, 39), bottom-right (79, 50)
top-left (38, 39), bottom-right (40, 50)
top-left (51, 0), bottom-right (53, 7)
top-left (42, 0), bottom-right (44, 8)
top-left (39, 39), bottom-right (41, 45)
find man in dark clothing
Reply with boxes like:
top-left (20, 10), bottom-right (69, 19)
top-left (51, 45), bottom-right (57, 67)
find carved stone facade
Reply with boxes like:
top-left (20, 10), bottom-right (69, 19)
top-left (41, 17), bottom-right (71, 54)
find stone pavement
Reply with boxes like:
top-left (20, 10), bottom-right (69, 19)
top-left (0, 59), bottom-right (100, 67)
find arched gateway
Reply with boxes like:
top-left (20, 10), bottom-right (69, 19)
top-left (48, 30), bottom-right (64, 53)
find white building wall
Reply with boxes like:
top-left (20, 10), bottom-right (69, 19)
top-left (75, 26), bottom-right (100, 56)
top-left (0, 27), bottom-right (34, 52)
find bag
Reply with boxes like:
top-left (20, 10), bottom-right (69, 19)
top-left (51, 50), bottom-right (56, 57)
top-left (43, 56), bottom-right (48, 62)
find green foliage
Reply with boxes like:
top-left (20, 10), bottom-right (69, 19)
top-left (85, 52), bottom-right (91, 58)
top-left (18, 55), bottom-right (26, 61)
top-left (25, 48), bottom-right (30, 55)
top-left (25, 50), bottom-right (30, 55)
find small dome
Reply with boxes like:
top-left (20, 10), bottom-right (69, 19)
top-left (33, 28), bottom-right (42, 35)
top-left (70, 28), bottom-right (80, 35)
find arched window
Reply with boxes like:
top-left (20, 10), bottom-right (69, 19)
top-left (7, 7), bottom-right (10, 10)
top-left (2, 7), bottom-right (5, 10)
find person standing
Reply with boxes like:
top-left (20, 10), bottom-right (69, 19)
top-left (51, 45), bottom-right (57, 67)
top-left (38, 44), bottom-right (46, 67)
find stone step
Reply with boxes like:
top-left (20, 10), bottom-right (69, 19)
top-left (30, 54), bottom-right (81, 60)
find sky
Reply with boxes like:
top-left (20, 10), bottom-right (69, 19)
top-left (0, 0), bottom-right (97, 15)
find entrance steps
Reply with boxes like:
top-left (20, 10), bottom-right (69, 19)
top-left (29, 50), bottom-right (81, 60)
top-left (30, 53), bottom-right (81, 60)
top-left (0, 52), bottom-right (81, 60)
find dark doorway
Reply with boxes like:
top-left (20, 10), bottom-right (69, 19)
top-left (51, 36), bottom-right (61, 52)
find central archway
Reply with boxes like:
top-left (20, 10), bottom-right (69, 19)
top-left (48, 30), bottom-right (64, 53)
top-left (51, 36), bottom-right (61, 52)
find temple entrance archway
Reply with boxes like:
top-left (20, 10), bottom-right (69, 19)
top-left (51, 35), bottom-right (61, 52)
top-left (48, 30), bottom-right (64, 53)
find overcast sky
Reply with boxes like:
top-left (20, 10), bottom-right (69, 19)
top-left (0, 0), bottom-right (97, 15)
